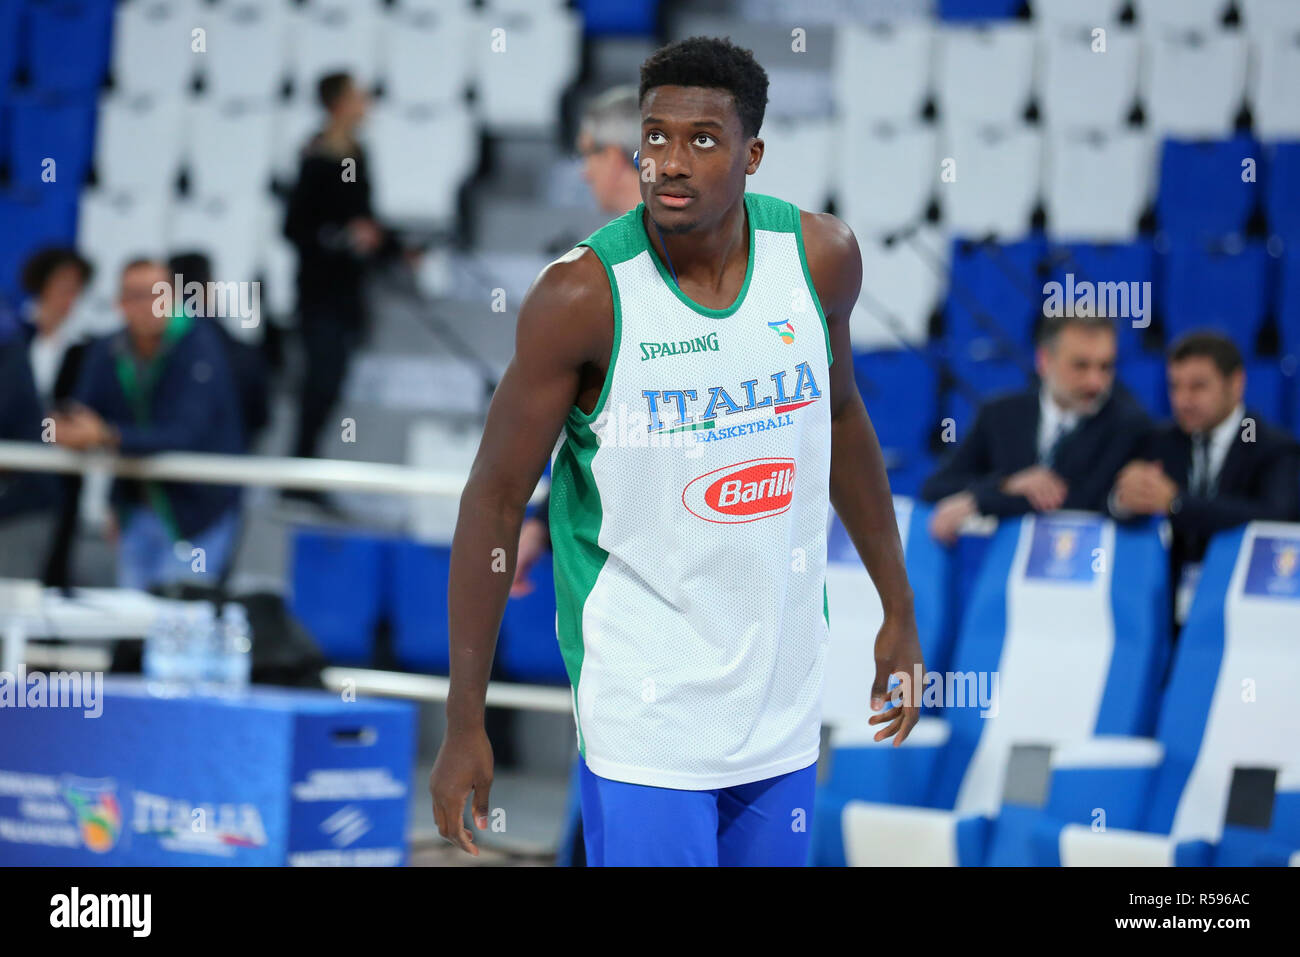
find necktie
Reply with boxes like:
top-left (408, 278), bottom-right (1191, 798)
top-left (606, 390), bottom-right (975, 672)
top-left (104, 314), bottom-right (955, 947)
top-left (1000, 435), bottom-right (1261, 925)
top-left (1043, 419), bottom-right (1071, 467)
top-left (1190, 434), bottom-right (1210, 496)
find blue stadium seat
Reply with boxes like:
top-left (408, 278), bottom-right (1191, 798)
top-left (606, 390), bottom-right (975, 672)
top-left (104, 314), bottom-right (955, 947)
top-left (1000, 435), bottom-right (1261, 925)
top-left (1244, 360), bottom-right (1288, 426)
top-left (1158, 237), bottom-right (1271, 355)
top-left (1279, 243), bottom-right (1300, 359)
top-left (0, 1), bottom-right (22, 91)
top-left (1030, 523), bottom-right (1300, 866)
top-left (1265, 142), bottom-right (1300, 242)
top-left (852, 347), bottom-right (938, 472)
top-left (1048, 241), bottom-right (1156, 358)
top-left (1156, 136), bottom-right (1261, 239)
top-left (24, 0), bottom-right (114, 93)
top-left (1118, 354), bottom-right (1169, 418)
top-left (388, 540), bottom-right (453, 674)
top-left (576, 0), bottom-right (658, 36)
top-left (6, 90), bottom-right (96, 197)
top-left (943, 357), bottom-right (1030, 430)
top-left (812, 513), bottom-right (1170, 866)
top-left (497, 550), bottom-right (567, 684)
top-left (944, 237), bottom-right (1046, 353)
top-left (0, 189), bottom-right (77, 303)
top-left (937, 0), bottom-right (1024, 19)
top-left (290, 528), bottom-right (390, 666)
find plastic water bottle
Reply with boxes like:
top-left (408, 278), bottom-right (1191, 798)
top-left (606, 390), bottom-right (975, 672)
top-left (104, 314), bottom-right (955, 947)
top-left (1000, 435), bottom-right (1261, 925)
top-left (184, 602), bottom-right (219, 693)
top-left (143, 606), bottom-right (188, 697)
top-left (213, 602), bottom-right (253, 696)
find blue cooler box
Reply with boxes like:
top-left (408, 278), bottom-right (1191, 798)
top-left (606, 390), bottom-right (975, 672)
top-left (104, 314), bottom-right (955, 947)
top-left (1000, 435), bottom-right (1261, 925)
top-left (0, 678), bottom-right (417, 866)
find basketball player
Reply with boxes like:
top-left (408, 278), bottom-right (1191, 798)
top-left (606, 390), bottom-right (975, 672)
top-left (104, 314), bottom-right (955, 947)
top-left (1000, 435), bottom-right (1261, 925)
top-left (431, 36), bottom-right (922, 865)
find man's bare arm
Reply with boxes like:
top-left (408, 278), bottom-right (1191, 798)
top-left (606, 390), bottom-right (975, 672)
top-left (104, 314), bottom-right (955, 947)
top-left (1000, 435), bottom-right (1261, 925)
top-left (431, 246), bottom-right (610, 853)
top-left (802, 210), bottom-right (921, 744)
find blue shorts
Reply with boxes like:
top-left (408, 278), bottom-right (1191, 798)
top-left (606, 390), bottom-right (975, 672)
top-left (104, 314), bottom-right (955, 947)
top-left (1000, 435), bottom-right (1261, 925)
top-left (578, 757), bottom-right (817, 866)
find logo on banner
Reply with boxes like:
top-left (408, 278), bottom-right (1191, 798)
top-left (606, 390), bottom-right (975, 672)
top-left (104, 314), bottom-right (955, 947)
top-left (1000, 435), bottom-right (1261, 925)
top-left (1244, 536), bottom-right (1300, 599)
top-left (62, 777), bottom-right (122, 853)
top-left (1024, 518), bottom-right (1102, 583)
top-left (682, 457), bottom-right (796, 523)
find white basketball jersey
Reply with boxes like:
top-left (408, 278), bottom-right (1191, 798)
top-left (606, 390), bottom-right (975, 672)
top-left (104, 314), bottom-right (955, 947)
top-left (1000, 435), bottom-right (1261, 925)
top-left (549, 192), bottom-right (834, 789)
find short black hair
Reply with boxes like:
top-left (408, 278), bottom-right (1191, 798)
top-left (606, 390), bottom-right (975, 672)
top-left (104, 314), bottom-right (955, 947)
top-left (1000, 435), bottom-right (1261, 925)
top-left (1168, 330), bottom-right (1243, 378)
top-left (639, 36), bottom-right (769, 139)
top-left (1034, 313), bottom-right (1117, 348)
top-left (21, 246), bottom-right (93, 296)
top-left (318, 71), bottom-right (353, 111)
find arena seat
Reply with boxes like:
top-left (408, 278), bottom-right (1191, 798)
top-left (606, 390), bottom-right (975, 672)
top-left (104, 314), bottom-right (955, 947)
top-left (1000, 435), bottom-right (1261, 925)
top-left (812, 513), bottom-right (1170, 866)
top-left (1047, 240), bottom-right (1156, 358)
top-left (184, 97), bottom-right (276, 198)
top-left (853, 348), bottom-right (939, 470)
top-left (940, 122), bottom-right (1042, 238)
top-left (76, 188), bottom-right (170, 314)
top-left (1030, 522), bottom-right (1300, 866)
top-left (835, 121), bottom-right (938, 239)
top-left (1279, 242), bottom-right (1300, 358)
top-left (936, 24), bottom-right (1037, 127)
top-left (24, 0), bottom-right (114, 93)
top-left (1038, 22), bottom-right (1140, 131)
top-left (168, 194), bottom-right (263, 308)
top-left (368, 100), bottom-right (477, 225)
top-left (937, 0), bottom-right (1025, 23)
top-left (380, 2), bottom-right (474, 108)
top-left (1239, 0), bottom-right (1300, 35)
top-left (1249, 29), bottom-right (1300, 142)
top-left (575, 0), bottom-right (659, 37)
top-left (1044, 128), bottom-right (1151, 242)
top-left (470, 5), bottom-right (581, 133)
top-left (832, 21), bottom-right (935, 126)
top-left (7, 91), bottom-right (97, 198)
top-left (1030, 0), bottom-right (1126, 29)
top-left (1156, 136), bottom-right (1261, 239)
top-left (1142, 29), bottom-right (1248, 140)
top-left (1158, 236), bottom-right (1271, 355)
top-left (1132, 0), bottom-right (1231, 34)
top-left (287, 0), bottom-right (382, 96)
top-left (849, 225), bottom-right (945, 349)
top-left (943, 237), bottom-right (1046, 352)
top-left (0, 189), bottom-right (78, 303)
top-left (94, 91), bottom-right (186, 194)
top-left (1118, 354), bottom-right (1169, 417)
top-left (388, 540), bottom-right (453, 675)
top-left (110, 0), bottom-right (200, 97)
top-left (1265, 142), bottom-right (1300, 242)
top-left (497, 551), bottom-right (568, 685)
top-left (203, 0), bottom-right (291, 102)
top-left (746, 116), bottom-right (833, 214)
top-left (0, 0), bottom-right (20, 92)
top-left (1243, 361), bottom-right (1288, 426)
top-left (290, 527), bottom-right (392, 666)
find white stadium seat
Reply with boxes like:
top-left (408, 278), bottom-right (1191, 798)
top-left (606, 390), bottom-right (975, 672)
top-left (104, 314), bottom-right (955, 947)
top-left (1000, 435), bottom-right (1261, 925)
top-left (1142, 29), bottom-right (1248, 139)
top-left (1132, 0), bottom-right (1231, 34)
top-left (184, 97), bottom-right (277, 198)
top-left (111, 0), bottom-right (201, 96)
top-left (271, 97), bottom-right (325, 186)
top-left (1039, 22), bottom-right (1140, 130)
top-left (935, 24), bottom-right (1037, 128)
top-left (471, 6), bottom-right (581, 132)
top-left (940, 122), bottom-right (1042, 239)
top-left (746, 116), bottom-right (833, 214)
top-left (835, 120), bottom-right (938, 239)
top-left (77, 188), bottom-right (170, 314)
top-left (1249, 29), bottom-right (1300, 141)
top-left (203, 0), bottom-right (291, 101)
top-left (832, 21), bottom-right (935, 125)
top-left (849, 225), bottom-right (946, 349)
top-left (1239, 0), bottom-right (1300, 36)
top-left (1044, 127), bottom-right (1152, 242)
top-left (288, 0), bottom-right (382, 96)
top-left (168, 194), bottom-right (264, 339)
top-left (368, 100), bottom-right (478, 225)
top-left (95, 91), bottom-right (185, 193)
top-left (380, 2), bottom-right (474, 107)
top-left (1030, 0), bottom-right (1126, 29)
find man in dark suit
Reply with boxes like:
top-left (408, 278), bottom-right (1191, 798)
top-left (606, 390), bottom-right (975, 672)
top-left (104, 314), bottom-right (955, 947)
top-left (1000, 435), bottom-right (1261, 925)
top-left (1110, 332), bottom-right (1300, 618)
top-left (922, 314), bottom-right (1151, 542)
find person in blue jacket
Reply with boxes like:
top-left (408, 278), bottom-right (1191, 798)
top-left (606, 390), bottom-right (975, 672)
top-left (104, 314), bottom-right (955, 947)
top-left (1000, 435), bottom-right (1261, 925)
top-left (52, 259), bottom-right (245, 590)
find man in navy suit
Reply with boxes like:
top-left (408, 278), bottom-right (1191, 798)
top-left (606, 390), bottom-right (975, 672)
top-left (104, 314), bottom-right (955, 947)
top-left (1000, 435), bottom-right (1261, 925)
top-left (1110, 331), bottom-right (1300, 619)
top-left (922, 314), bottom-right (1151, 542)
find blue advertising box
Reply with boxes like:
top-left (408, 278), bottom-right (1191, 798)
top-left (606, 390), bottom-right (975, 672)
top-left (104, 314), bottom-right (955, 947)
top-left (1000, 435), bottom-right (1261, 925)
top-left (0, 677), bottom-right (417, 866)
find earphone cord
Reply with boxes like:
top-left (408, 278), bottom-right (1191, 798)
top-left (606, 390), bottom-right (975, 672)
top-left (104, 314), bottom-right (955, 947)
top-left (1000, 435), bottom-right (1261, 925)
top-left (650, 217), bottom-right (679, 287)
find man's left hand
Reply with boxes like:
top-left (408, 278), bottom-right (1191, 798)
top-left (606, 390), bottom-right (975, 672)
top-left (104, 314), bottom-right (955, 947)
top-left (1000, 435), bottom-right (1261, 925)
top-left (868, 611), bottom-right (924, 747)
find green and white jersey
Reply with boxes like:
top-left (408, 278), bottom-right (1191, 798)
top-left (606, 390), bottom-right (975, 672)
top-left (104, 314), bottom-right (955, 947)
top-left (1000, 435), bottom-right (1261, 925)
top-left (548, 192), bottom-right (834, 790)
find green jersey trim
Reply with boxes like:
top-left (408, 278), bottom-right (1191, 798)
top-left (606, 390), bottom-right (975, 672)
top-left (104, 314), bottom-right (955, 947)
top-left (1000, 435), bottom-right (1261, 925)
top-left (643, 193), bottom-right (758, 319)
top-left (793, 207), bottom-right (835, 368)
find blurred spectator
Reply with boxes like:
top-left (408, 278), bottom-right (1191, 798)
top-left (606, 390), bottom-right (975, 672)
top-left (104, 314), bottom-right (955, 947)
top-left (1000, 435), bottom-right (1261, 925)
top-left (1110, 332), bottom-right (1300, 622)
top-left (282, 71), bottom-right (397, 502)
top-left (54, 259), bottom-right (244, 590)
top-left (0, 332), bottom-right (59, 580)
top-left (512, 86), bottom-right (646, 597)
top-left (168, 252), bottom-right (271, 450)
top-left (921, 314), bottom-right (1151, 543)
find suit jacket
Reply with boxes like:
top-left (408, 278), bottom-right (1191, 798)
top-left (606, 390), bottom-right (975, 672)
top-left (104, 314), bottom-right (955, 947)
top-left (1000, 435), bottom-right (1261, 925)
top-left (1124, 412), bottom-right (1300, 564)
top-left (921, 385), bottom-right (1152, 516)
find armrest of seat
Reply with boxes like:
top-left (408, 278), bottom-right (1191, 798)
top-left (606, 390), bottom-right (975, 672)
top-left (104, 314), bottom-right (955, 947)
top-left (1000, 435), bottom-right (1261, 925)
top-left (1044, 736), bottom-right (1165, 831)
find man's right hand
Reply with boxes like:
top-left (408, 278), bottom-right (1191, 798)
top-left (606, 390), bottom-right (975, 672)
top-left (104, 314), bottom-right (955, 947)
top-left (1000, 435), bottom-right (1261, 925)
top-left (928, 491), bottom-right (977, 544)
top-left (429, 722), bottom-right (494, 856)
top-left (1001, 466), bottom-right (1068, 512)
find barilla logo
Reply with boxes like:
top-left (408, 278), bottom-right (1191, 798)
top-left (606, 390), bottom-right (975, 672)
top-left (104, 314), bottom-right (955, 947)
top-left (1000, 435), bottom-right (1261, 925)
top-left (682, 457), bottom-right (795, 524)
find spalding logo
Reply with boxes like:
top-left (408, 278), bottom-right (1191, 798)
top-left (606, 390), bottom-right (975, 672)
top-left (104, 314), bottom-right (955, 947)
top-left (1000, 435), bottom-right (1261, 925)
top-left (682, 457), bottom-right (796, 523)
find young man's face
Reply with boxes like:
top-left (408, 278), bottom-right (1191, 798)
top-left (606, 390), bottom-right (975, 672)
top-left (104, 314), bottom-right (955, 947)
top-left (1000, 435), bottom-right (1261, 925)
top-left (1168, 356), bottom-right (1244, 435)
top-left (1036, 325), bottom-right (1117, 416)
top-left (638, 85), bottom-right (760, 234)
